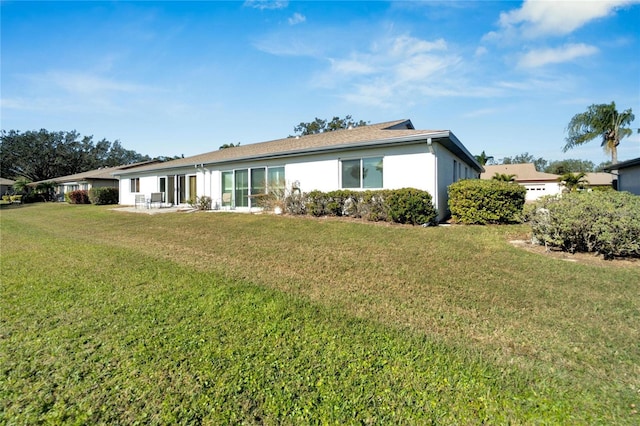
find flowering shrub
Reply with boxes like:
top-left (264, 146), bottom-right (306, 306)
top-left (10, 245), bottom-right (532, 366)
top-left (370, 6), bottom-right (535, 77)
top-left (67, 190), bottom-right (90, 204)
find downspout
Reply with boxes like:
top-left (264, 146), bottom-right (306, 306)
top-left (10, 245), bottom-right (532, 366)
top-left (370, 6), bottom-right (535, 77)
top-left (427, 138), bottom-right (439, 220)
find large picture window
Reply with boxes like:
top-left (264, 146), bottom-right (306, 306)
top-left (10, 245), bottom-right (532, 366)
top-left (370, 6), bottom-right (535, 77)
top-left (222, 166), bottom-right (285, 208)
top-left (341, 157), bottom-right (383, 189)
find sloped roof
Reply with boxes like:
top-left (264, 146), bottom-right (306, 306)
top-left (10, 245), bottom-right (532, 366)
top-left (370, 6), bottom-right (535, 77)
top-left (0, 178), bottom-right (16, 185)
top-left (30, 161), bottom-right (158, 185)
top-left (115, 119), bottom-right (483, 175)
top-left (583, 172), bottom-right (613, 186)
top-left (604, 157), bottom-right (640, 171)
top-left (481, 163), bottom-right (560, 182)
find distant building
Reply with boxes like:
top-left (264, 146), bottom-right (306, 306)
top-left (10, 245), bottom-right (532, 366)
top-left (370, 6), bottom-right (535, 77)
top-left (1, 178), bottom-right (15, 195)
top-left (481, 163), bottom-right (561, 201)
top-left (30, 161), bottom-right (158, 201)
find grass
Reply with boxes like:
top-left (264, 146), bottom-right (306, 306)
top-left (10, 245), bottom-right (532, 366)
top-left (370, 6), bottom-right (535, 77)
top-left (1, 203), bottom-right (639, 424)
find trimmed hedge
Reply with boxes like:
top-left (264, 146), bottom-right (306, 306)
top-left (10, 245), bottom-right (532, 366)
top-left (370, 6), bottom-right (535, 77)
top-left (285, 188), bottom-right (437, 226)
top-left (527, 191), bottom-right (640, 259)
top-left (89, 187), bottom-right (119, 205)
top-left (448, 179), bottom-right (526, 224)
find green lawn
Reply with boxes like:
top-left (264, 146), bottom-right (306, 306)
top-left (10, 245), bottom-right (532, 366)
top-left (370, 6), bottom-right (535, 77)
top-left (1, 203), bottom-right (638, 424)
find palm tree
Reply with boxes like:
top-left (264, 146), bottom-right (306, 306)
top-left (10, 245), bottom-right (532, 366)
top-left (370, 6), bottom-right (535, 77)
top-left (564, 102), bottom-right (634, 164)
top-left (558, 172), bottom-right (588, 193)
top-left (492, 173), bottom-right (516, 182)
top-left (474, 150), bottom-right (494, 166)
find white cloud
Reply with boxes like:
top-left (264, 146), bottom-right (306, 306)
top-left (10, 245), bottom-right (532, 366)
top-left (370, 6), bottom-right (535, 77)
top-left (495, 0), bottom-right (638, 38)
top-left (518, 43), bottom-right (599, 68)
top-left (243, 0), bottom-right (288, 11)
top-left (474, 46), bottom-right (488, 57)
top-left (44, 72), bottom-right (150, 95)
top-left (288, 12), bottom-right (306, 25)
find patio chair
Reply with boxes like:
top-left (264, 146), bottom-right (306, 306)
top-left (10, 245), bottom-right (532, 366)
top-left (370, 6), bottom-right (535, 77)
top-left (149, 192), bottom-right (163, 208)
top-left (134, 194), bottom-right (146, 209)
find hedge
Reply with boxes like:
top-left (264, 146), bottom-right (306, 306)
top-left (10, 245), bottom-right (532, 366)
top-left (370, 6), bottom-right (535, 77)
top-left (448, 179), bottom-right (526, 224)
top-left (89, 187), bottom-right (119, 205)
top-left (527, 191), bottom-right (640, 259)
top-left (284, 188), bottom-right (437, 226)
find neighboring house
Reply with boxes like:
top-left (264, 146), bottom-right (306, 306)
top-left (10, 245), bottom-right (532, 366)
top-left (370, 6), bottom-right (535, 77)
top-left (1, 178), bottom-right (16, 195)
top-left (31, 161), bottom-right (158, 201)
top-left (604, 157), bottom-right (640, 195)
top-left (114, 119), bottom-right (483, 221)
top-left (583, 172), bottom-right (613, 190)
top-left (481, 163), bottom-right (561, 201)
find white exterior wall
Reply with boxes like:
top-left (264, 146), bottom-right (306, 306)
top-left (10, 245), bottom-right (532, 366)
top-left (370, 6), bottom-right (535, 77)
top-left (618, 166), bottom-right (640, 195)
top-left (522, 182), bottom-right (561, 201)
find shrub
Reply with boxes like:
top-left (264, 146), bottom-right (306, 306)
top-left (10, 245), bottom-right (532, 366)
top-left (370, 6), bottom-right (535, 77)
top-left (386, 188), bottom-right (438, 226)
top-left (89, 187), bottom-right (119, 205)
top-left (527, 191), bottom-right (640, 259)
top-left (306, 190), bottom-right (329, 217)
top-left (284, 190), bottom-right (306, 215)
top-left (448, 179), bottom-right (526, 224)
top-left (190, 195), bottom-right (212, 211)
top-left (9, 195), bottom-right (22, 203)
top-left (67, 190), bottom-right (90, 204)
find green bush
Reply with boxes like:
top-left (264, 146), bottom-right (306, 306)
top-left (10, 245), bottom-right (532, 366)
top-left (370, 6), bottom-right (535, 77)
top-left (68, 190), bottom-right (90, 204)
top-left (9, 195), bottom-right (22, 203)
top-left (527, 191), bottom-right (640, 259)
top-left (386, 188), bottom-right (438, 225)
top-left (306, 190), bottom-right (329, 217)
top-left (448, 179), bottom-right (526, 224)
top-left (89, 187), bottom-right (119, 205)
top-left (285, 188), bottom-right (436, 225)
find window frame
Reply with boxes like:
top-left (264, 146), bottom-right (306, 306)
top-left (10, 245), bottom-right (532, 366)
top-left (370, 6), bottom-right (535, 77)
top-left (340, 156), bottom-right (383, 189)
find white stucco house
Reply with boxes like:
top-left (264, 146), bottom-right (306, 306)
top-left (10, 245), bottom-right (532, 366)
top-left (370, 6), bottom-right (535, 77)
top-left (481, 163), bottom-right (562, 201)
top-left (604, 157), bottom-right (640, 195)
top-left (114, 119), bottom-right (483, 221)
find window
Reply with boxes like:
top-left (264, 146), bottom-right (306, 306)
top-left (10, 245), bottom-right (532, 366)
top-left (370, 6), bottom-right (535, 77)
top-left (222, 171), bottom-right (233, 206)
top-left (267, 167), bottom-right (285, 191)
top-left (251, 167), bottom-right (266, 196)
top-left (235, 169), bottom-right (249, 207)
top-left (341, 157), bottom-right (383, 189)
top-left (130, 178), bottom-right (140, 193)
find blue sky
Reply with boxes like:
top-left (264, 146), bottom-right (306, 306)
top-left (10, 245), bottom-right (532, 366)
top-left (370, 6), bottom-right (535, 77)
top-left (2, 1), bottom-right (639, 165)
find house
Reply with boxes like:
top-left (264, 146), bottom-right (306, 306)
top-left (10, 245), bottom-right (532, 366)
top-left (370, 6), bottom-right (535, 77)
top-left (31, 161), bottom-right (158, 201)
top-left (604, 157), bottom-right (640, 195)
top-left (583, 172), bottom-right (613, 190)
top-left (113, 119), bottom-right (483, 221)
top-left (1, 178), bottom-right (15, 195)
top-left (481, 163), bottom-right (561, 201)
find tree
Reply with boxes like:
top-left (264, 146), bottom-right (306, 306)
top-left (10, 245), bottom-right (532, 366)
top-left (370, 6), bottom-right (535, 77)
top-left (558, 172), bottom-right (588, 192)
top-left (564, 101), bottom-right (634, 164)
top-left (219, 142), bottom-right (241, 150)
top-left (474, 150), bottom-right (494, 166)
top-left (293, 115), bottom-right (368, 136)
top-left (492, 173), bottom-right (516, 182)
top-left (0, 129), bottom-right (151, 181)
top-left (501, 152), bottom-right (547, 172)
top-left (544, 159), bottom-right (595, 175)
